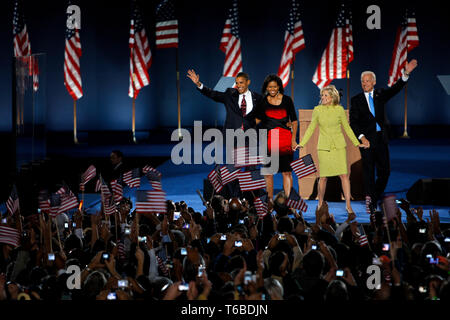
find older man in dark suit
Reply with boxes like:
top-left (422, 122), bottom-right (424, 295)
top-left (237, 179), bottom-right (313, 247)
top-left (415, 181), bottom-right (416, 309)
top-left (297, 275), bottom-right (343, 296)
top-left (349, 59), bottom-right (418, 209)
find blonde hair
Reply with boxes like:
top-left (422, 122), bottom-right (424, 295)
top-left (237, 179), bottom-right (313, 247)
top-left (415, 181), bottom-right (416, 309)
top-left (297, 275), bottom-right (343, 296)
top-left (320, 85), bottom-right (340, 105)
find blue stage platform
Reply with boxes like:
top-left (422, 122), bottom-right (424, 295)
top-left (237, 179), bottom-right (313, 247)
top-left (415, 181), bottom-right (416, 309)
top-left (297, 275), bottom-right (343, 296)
top-left (43, 137), bottom-right (450, 224)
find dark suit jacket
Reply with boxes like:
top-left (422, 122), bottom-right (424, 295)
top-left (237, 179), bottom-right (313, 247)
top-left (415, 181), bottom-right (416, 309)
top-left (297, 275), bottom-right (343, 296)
top-left (349, 79), bottom-right (407, 144)
top-left (198, 86), bottom-right (263, 132)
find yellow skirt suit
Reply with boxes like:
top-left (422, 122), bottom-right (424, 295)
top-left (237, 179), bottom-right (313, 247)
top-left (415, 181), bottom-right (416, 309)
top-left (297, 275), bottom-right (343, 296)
top-left (299, 105), bottom-right (360, 177)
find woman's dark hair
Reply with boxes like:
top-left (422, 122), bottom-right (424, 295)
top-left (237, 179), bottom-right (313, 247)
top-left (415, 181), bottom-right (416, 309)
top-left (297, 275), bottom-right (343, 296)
top-left (261, 74), bottom-right (284, 95)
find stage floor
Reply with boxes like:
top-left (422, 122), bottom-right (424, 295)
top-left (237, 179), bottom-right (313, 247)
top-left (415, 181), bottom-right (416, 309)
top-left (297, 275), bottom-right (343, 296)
top-left (48, 137), bottom-right (450, 224)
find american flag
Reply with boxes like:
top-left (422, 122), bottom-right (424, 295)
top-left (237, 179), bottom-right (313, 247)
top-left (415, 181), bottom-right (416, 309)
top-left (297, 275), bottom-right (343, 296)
top-left (103, 196), bottom-right (116, 215)
top-left (30, 55), bottom-right (39, 92)
top-left (110, 179), bottom-right (124, 203)
top-left (123, 168), bottom-right (141, 189)
top-left (6, 185), bottom-right (20, 216)
top-left (95, 177), bottom-right (102, 192)
top-left (38, 190), bottom-right (51, 213)
top-left (80, 165), bottom-right (96, 191)
top-left (136, 190), bottom-right (167, 214)
top-left (0, 225), bottom-right (21, 248)
top-left (233, 146), bottom-right (266, 168)
top-left (277, 0), bottom-right (306, 88)
top-left (286, 187), bottom-right (308, 212)
top-left (219, 164), bottom-right (240, 185)
top-left (49, 193), bottom-right (62, 219)
top-left (57, 184), bottom-right (79, 214)
top-left (13, 0), bottom-right (31, 57)
top-left (98, 176), bottom-right (112, 200)
top-left (64, 1), bottom-right (83, 100)
top-left (254, 193), bottom-right (269, 220)
top-left (387, 9), bottom-right (419, 87)
top-left (290, 154), bottom-right (317, 179)
top-left (129, 0), bottom-right (152, 99)
top-left (237, 169), bottom-right (266, 192)
top-left (146, 171), bottom-right (163, 191)
top-left (358, 224), bottom-right (369, 247)
top-left (142, 164), bottom-right (161, 177)
top-left (312, 3), bottom-right (353, 89)
top-left (220, 0), bottom-right (243, 77)
top-left (155, 0), bottom-right (178, 49)
top-left (208, 166), bottom-right (224, 193)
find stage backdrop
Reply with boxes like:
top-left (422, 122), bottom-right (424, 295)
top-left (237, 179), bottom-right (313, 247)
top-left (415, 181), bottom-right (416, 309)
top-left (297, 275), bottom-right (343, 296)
top-left (0, 0), bottom-right (449, 134)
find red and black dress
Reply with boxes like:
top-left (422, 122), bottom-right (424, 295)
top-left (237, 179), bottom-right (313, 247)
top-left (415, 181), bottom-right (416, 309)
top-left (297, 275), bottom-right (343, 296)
top-left (255, 95), bottom-right (297, 173)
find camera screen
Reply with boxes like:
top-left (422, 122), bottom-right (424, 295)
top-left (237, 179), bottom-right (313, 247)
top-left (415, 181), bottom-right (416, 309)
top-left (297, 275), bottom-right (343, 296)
top-left (382, 244), bottom-right (390, 251)
top-left (64, 223), bottom-right (69, 228)
top-left (72, 222), bottom-right (77, 228)
top-left (48, 253), bottom-right (55, 261)
top-left (278, 234), bottom-right (286, 240)
top-left (419, 228), bottom-right (426, 234)
top-left (107, 292), bottom-right (117, 300)
top-left (220, 235), bottom-right (227, 240)
top-left (124, 228), bottom-right (131, 235)
top-left (102, 253), bottom-right (110, 260)
top-left (336, 270), bottom-right (344, 277)
top-left (429, 258), bottom-right (439, 264)
top-left (234, 241), bottom-right (242, 247)
top-left (445, 237), bottom-right (450, 243)
top-left (197, 266), bottom-right (205, 277)
top-left (239, 219), bottom-right (244, 224)
top-left (174, 211), bottom-right (181, 220)
top-left (178, 283), bottom-right (189, 291)
top-left (181, 248), bottom-right (187, 255)
top-left (183, 224), bottom-right (190, 229)
top-left (118, 280), bottom-right (128, 288)
top-left (311, 244), bottom-right (317, 250)
top-left (1, 218), bottom-right (6, 224)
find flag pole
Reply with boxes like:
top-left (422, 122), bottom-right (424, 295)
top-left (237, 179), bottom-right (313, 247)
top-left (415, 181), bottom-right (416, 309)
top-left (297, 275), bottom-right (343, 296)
top-left (402, 84), bottom-right (409, 138)
top-left (176, 48), bottom-right (182, 140)
top-left (291, 58), bottom-right (295, 103)
top-left (73, 99), bottom-right (79, 144)
top-left (346, 69), bottom-right (350, 110)
top-left (132, 97), bottom-right (137, 143)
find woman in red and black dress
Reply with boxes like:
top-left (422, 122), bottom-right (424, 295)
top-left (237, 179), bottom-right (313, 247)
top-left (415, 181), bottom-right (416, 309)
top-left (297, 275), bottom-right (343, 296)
top-left (255, 74), bottom-right (298, 201)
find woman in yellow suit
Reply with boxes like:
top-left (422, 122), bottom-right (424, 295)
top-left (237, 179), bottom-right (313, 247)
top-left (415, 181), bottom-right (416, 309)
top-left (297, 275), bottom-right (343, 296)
top-left (298, 85), bottom-right (366, 214)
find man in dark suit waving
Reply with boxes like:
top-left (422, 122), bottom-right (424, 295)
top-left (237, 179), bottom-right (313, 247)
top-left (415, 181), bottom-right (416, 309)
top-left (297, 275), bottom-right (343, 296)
top-left (187, 69), bottom-right (263, 197)
top-left (350, 59), bottom-right (418, 209)
top-left (187, 69), bottom-right (262, 133)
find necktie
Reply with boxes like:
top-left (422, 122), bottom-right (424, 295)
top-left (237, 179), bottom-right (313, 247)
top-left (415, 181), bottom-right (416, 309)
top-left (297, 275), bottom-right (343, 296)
top-left (240, 94), bottom-right (247, 117)
top-left (369, 93), bottom-right (381, 131)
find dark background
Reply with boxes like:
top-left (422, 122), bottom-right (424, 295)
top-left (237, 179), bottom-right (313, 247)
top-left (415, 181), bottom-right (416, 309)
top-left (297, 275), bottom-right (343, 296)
top-left (1, 0), bottom-right (449, 135)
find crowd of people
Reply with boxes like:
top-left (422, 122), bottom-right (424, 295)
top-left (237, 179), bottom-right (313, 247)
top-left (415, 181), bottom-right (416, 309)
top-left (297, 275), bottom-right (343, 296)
top-left (0, 191), bottom-right (449, 301)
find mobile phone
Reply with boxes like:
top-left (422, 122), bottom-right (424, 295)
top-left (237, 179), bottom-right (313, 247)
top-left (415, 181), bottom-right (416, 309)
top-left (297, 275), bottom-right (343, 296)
top-left (174, 211), bottom-right (181, 220)
top-left (178, 283), bottom-right (189, 291)
top-left (244, 271), bottom-right (252, 285)
top-left (138, 236), bottom-right (147, 243)
top-left (445, 237), bottom-right (450, 243)
top-left (124, 227), bottom-right (131, 235)
top-left (37, 208), bottom-right (41, 214)
top-left (336, 269), bottom-right (344, 277)
top-left (197, 265), bottom-right (205, 277)
top-left (64, 222), bottom-right (69, 229)
top-left (101, 252), bottom-right (110, 263)
top-left (239, 219), bottom-right (245, 224)
top-left (419, 228), bottom-right (426, 234)
top-left (48, 253), bottom-right (55, 261)
top-left (72, 222), bottom-right (77, 228)
top-left (1, 218), bottom-right (6, 224)
top-left (118, 279), bottom-right (129, 289)
top-left (418, 286), bottom-right (427, 293)
top-left (372, 257), bottom-right (381, 265)
top-left (395, 200), bottom-right (401, 204)
top-left (107, 292), bottom-right (117, 300)
top-left (278, 234), bottom-right (286, 241)
top-left (180, 247), bottom-right (187, 255)
top-left (426, 254), bottom-right (433, 259)
top-left (227, 223), bottom-right (232, 228)
top-left (429, 258), bottom-right (439, 264)
top-left (382, 243), bottom-right (390, 251)
top-left (183, 223), bottom-right (190, 229)
top-left (234, 240), bottom-right (242, 247)
top-left (220, 235), bottom-right (227, 241)
top-left (311, 244), bottom-right (317, 250)
top-left (206, 238), bottom-right (211, 244)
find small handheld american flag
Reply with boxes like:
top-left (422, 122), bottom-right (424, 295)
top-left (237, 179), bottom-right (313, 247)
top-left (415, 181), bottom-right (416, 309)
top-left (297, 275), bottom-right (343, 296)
top-left (237, 169), bottom-right (266, 192)
top-left (286, 187), bottom-right (308, 212)
top-left (290, 154), bottom-right (317, 179)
